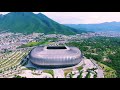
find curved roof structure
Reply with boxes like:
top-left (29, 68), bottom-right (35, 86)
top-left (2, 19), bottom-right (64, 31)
top-left (29, 46), bottom-right (82, 68)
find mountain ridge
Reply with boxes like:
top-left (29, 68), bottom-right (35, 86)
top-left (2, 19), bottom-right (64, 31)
top-left (65, 21), bottom-right (120, 32)
top-left (0, 12), bottom-right (85, 35)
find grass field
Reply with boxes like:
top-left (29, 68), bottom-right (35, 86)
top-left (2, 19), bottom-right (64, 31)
top-left (97, 62), bottom-right (117, 78)
top-left (43, 70), bottom-right (54, 77)
top-left (64, 68), bottom-right (73, 77)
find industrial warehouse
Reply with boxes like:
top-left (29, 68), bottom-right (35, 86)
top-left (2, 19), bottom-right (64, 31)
top-left (29, 46), bottom-right (82, 68)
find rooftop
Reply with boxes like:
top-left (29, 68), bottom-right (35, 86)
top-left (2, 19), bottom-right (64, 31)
top-left (46, 46), bottom-right (67, 49)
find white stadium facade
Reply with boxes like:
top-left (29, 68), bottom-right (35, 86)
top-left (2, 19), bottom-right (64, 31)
top-left (29, 46), bottom-right (82, 68)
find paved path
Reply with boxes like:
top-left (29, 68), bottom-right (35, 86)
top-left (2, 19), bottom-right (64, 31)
top-left (54, 69), bottom-right (65, 78)
top-left (90, 59), bottom-right (104, 78)
top-left (83, 58), bottom-right (104, 78)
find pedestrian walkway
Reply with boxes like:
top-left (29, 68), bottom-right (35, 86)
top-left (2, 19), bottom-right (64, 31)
top-left (54, 69), bottom-right (65, 78)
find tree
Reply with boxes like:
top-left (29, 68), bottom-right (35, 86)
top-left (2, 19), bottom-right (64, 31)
top-left (69, 72), bottom-right (73, 78)
top-left (77, 71), bottom-right (83, 78)
top-left (85, 72), bottom-right (91, 78)
top-left (93, 73), bottom-right (97, 78)
top-left (0, 70), bottom-right (2, 73)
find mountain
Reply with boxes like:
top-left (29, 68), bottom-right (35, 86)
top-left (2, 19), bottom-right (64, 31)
top-left (65, 21), bottom-right (120, 32)
top-left (64, 24), bottom-right (93, 33)
top-left (0, 12), bottom-right (84, 35)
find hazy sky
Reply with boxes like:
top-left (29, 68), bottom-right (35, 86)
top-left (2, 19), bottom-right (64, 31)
top-left (1, 12), bottom-right (120, 24)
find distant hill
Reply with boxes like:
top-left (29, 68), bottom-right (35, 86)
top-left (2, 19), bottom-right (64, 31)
top-left (0, 12), bottom-right (85, 35)
top-left (64, 24), bottom-right (92, 33)
top-left (65, 22), bottom-right (120, 32)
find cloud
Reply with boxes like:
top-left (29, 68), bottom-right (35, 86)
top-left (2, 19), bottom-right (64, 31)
top-left (0, 12), bottom-right (10, 15)
top-left (1, 12), bottom-right (120, 24)
top-left (41, 12), bottom-right (120, 24)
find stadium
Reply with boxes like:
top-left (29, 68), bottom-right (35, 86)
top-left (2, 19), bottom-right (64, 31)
top-left (29, 46), bottom-right (82, 68)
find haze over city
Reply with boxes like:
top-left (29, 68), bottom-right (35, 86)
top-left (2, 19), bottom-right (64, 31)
top-left (1, 12), bottom-right (120, 24)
